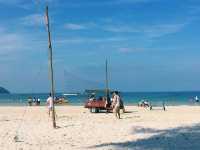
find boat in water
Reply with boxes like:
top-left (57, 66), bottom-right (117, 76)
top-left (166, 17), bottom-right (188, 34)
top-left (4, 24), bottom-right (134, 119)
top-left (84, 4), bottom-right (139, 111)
top-left (85, 60), bottom-right (112, 113)
top-left (54, 97), bottom-right (69, 105)
top-left (63, 93), bottom-right (79, 96)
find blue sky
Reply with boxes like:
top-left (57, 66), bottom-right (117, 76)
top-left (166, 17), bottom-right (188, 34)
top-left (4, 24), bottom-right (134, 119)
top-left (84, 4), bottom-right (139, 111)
top-left (1, 0), bottom-right (200, 93)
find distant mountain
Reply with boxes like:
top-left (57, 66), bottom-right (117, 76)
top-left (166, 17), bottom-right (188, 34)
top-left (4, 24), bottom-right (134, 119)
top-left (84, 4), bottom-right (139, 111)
top-left (0, 87), bottom-right (10, 94)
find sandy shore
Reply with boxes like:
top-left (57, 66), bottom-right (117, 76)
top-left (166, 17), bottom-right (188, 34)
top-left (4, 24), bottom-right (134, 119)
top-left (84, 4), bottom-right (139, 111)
top-left (0, 105), bottom-right (200, 150)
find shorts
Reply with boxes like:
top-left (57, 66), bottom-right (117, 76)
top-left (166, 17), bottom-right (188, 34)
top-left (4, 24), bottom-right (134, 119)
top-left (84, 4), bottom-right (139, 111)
top-left (114, 106), bottom-right (120, 113)
top-left (48, 106), bottom-right (53, 111)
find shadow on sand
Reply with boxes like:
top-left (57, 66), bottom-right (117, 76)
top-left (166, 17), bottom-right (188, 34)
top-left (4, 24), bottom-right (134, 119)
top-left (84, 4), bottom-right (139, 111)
top-left (89, 110), bottom-right (137, 114)
top-left (88, 123), bottom-right (200, 150)
top-left (124, 111), bottom-right (138, 113)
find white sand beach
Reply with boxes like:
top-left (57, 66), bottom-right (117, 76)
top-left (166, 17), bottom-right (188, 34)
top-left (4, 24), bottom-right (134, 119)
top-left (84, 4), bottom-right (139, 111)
top-left (0, 105), bottom-right (200, 150)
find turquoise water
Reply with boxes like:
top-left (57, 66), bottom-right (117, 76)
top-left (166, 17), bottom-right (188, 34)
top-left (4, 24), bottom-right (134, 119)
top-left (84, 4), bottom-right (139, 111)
top-left (0, 92), bottom-right (200, 106)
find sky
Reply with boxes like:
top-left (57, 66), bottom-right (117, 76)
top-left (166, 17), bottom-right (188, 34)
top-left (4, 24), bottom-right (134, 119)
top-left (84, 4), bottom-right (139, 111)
top-left (0, 0), bottom-right (200, 93)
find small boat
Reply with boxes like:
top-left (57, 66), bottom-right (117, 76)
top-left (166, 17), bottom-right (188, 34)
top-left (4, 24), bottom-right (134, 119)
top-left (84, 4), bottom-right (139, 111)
top-left (54, 97), bottom-right (69, 105)
top-left (85, 60), bottom-right (123, 113)
top-left (85, 97), bottom-right (111, 113)
top-left (63, 93), bottom-right (78, 96)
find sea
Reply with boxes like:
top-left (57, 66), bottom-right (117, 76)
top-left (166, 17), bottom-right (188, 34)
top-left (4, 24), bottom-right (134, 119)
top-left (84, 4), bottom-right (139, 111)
top-left (0, 91), bottom-right (200, 106)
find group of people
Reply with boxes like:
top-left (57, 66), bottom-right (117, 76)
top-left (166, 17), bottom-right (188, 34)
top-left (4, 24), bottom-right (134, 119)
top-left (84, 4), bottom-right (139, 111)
top-left (46, 93), bottom-right (69, 117)
top-left (88, 91), bottom-right (125, 119)
top-left (43, 92), bottom-right (126, 119)
top-left (28, 97), bottom-right (40, 106)
top-left (189, 96), bottom-right (199, 103)
top-left (89, 94), bottom-right (106, 101)
top-left (138, 100), bottom-right (151, 108)
top-left (194, 96), bottom-right (199, 102)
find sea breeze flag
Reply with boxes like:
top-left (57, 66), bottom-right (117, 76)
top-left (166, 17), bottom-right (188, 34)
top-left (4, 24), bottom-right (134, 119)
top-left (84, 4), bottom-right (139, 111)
top-left (44, 13), bottom-right (48, 26)
top-left (45, 10), bottom-right (51, 48)
top-left (45, 10), bottom-right (49, 28)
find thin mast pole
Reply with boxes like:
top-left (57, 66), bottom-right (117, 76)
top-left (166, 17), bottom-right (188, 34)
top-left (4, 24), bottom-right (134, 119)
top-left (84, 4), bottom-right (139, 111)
top-left (105, 59), bottom-right (109, 99)
top-left (45, 6), bottom-right (56, 128)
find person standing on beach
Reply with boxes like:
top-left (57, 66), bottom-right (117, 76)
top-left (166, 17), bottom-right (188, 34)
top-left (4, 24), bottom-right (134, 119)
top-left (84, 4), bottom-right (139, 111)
top-left (28, 97), bottom-right (33, 106)
top-left (37, 98), bottom-right (41, 106)
top-left (195, 96), bottom-right (199, 102)
top-left (119, 94), bottom-right (125, 113)
top-left (33, 97), bottom-right (37, 105)
top-left (46, 93), bottom-right (53, 116)
top-left (113, 91), bottom-right (121, 119)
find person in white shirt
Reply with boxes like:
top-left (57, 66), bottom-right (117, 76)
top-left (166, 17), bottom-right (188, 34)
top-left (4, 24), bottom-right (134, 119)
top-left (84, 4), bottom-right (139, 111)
top-left (195, 96), bottom-right (199, 102)
top-left (37, 98), bottom-right (41, 106)
top-left (113, 91), bottom-right (121, 119)
top-left (46, 93), bottom-right (53, 116)
top-left (27, 97), bottom-right (33, 106)
top-left (89, 94), bottom-right (95, 101)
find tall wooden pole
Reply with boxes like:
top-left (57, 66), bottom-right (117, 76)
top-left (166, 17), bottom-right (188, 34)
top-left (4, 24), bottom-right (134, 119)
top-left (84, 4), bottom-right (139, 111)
top-left (105, 59), bottom-right (109, 100)
top-left (45, 6), bottom-right (56, 128)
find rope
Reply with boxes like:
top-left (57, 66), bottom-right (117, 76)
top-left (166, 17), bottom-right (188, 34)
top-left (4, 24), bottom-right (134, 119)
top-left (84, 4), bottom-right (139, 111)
top-left (14, 106), bottom-right (28, 143)
top-left (28, 0), bottom-right (50, 93)
top-left (31, 64), bottom-right (45, 93)
top-left (12, 1), bottom-right (52, 149)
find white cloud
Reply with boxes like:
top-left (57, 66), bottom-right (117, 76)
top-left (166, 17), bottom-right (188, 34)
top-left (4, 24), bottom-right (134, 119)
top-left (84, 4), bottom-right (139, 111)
top-left (100, 21), bottom-right (189, 39)
top-left (143, 23), bottom-right (187, 38)
top-left (62, 0), bottom-right (154, 7)
top-left (0, 24), bottom-right (46, 57)
top-left (63, 22), bottom-right (97, 30)
top-left (119, 48), bottom-right (133, 53)
top-left (0, 27), bottom-right (23, 52)
top-left (0, 0), bottom-right (35, 9)
top-left (0, 0), bottom-right (22, 5)
top-left (63, 21), bottom-right (186, 39)
top-left (0, 26), bottom-right (5, 32)
top-left (0, 33), bottom-right (24, 56)
top-left (64, 23), bottom-right (86, 30)
top-left (0, 0), bottom-right (54, 5)
top-left (103, 25), bottom-right (140, 33)
top-left (112, 0), bottom-right (152, 4)
top-left (20, 14), bottom-right (45, 27)
top-left (55, 37), bottom-right (126, 44)
top-left (118, 47), bottom-right (144, 53)
top-left (95, 0), bottom-right (152, 5)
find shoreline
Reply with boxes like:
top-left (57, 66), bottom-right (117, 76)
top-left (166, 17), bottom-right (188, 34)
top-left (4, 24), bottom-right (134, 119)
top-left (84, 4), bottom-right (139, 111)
top-left (0, 102), bottom-right (199, 107)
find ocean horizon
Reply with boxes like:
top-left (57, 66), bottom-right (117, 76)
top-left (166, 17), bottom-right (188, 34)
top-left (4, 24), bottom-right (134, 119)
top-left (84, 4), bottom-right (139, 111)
top-left (1, 91), bottom-right (200, 106)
